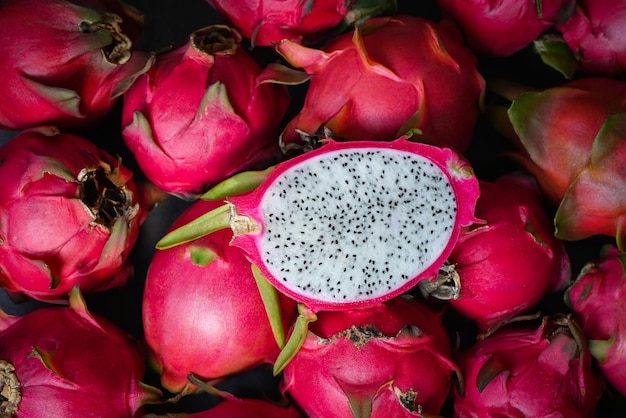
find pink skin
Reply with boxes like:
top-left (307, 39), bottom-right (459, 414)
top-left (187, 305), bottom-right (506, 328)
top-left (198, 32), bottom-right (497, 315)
top-left (441, 173), bottom-right (571, 334)
top-left (143, 198), bottom-right (297, 394)
top-left (0, 127), bottom-right (144, 302)
top-left (227, 138), bottom-right (481, 312)
top-left (275, 15), bottom-right (485, 153)
top-left (0, 291), bottom-right (159, 417)
top-left (205, 0), bottom-right (351, 46)
top-left (557, 0), bottom-right (626, 76)
top-left (567, 246), bottom-right (626, 396)
top-left (0, 0), bottom-right (152, 130)
top-left (435, 0), bottom-right (575, 56)
top-left (453, 316), bottom-right (603, 418)
top-left (505, 77), bottom-right (626, 247)
top-left (281, 296), bottom-right (460, 418)
top-left (121, 25), bottom-right (289, 197)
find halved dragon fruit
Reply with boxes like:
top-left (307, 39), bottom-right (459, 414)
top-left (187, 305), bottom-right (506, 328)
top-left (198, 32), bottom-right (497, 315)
top-left (157, 136), bottom-right (480, 312)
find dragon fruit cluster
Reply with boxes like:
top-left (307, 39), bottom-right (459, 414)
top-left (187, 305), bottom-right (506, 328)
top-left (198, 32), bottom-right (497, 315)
top-left (2, 0), bottom-right (626, 416)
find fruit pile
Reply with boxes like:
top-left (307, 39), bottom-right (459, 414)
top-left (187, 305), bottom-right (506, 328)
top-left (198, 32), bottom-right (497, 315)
top-left (1, 0), bottom-right (626, 416)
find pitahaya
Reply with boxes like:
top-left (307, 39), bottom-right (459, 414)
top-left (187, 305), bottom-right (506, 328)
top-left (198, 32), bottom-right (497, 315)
top-left (270, 15), bottom-right (485, 153)
top-left (0, 127), bottom-right (145, 302)
top-left (0, 288), bottom-right (161, 417)
top-left (419, 173), bottom-right (571, 335)
top-left (555, 0), bottom-right (626, 76)
top-left (0, 0), bottom-right (153, 131)
top-left (157, 136), bottom-right (480, 313)
top-left (143, 198), bottom-right (297, 394)
top-left (453, 315), bottom-right (604, 418)
top-left (204, 0), bottom-right (396, 47)
top-left (435, 0), bottom-right (575, 56)
top-left (489, 77), bottom-right (626, 249)
top-left (566, 245), bottom-right (626, 396)
top-left (281, 295), bottom-right (460, 418)
top-left (121, 24), bottom-right (290, 197)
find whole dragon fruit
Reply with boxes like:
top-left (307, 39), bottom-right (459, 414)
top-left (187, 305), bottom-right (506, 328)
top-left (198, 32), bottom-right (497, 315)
top-left (419, 173), bottom-right (571, 335)
top-left (143, 198), bottom-right (297, 394)
top-left (453, 315), bottom-right (603, 418)
top-left (157, 136), bottom-right (480, 313)
top-left (121, 24), bottom-right (290, 197)
top-left (566, 245), bottom-right (626, 396)
top-left (271, 15), bottom-right (485, 153)
top-left (490, 77), bottom-right (626, 249)
top-left (204, 0), bottom-right (395, 47)
top-left (0, 288), bottom-right (160, 417)
top-left (0, 0), bottom-right (153, 130)
top-left (555, 0), bottom-right (626, 76)
top-left (281, 295), bottom-right (460, 418)
top-left (0, 127), bottom-right (145, 302)
top-left (435, 0), bottom-right (575, 56)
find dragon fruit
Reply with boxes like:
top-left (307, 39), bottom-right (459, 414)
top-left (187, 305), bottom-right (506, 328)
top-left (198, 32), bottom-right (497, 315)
top-left (0, 0), bottom-right (153, 131)
top-left (143, 198), bottom-right (297, 394)
top-left (555, 0), bottom-right (626, 76)
top-left (419, 173), bottom-right (571, 335)
top-left (490, 77), bottom-right (626, 249)
top-left (435, 0), bottom-right (575, 56)
top-left (566, 245), bottom-right (626, 396)
top-left (281, 295), bottom-right (460, 418)
top-left (0, 287), bottom-right (160, 417)
top-left (453, 315), bottom-right (603, 418)
top-left (121, 24), bottom-right (290, 197)
top-left (157, 136), bottom-right (480, 313)
top-left (271, 15), bottom-right (485, 153)
top-left (204, 0), bottom-right (395, 47)
top-left (0, 127), bottom-right (145, 302)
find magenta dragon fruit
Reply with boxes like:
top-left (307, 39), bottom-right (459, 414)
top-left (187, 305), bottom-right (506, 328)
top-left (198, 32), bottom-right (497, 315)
top-left (281, 295), bottom-right (460, 418)
top-left (419, 173), bottom-right (571, 335)
top-left (555, 0), bottom-right (626, 76)
top-left (270, 15), bottom-right (485, 153)
top-left (143, 198), bottom-right (297, 394)
top-left (0, 0), bottom-right (153, 131)
top-left (453, 315), bottom-right (604, 418)
top-left (0, 127), bottom-right (145, 302)
top-left (435, 0), bottom-right (575, 56)
top-left (0, 288), bottom-right (160, 417)
top-left (157, 136), bottom-right (480, 313)
top-left (566, 245), bottom-right (626, 396)
top-left (205, 0), bottom-right (395, 47)
top-left (121, 24), bottom-right (290, 197)
top-left (490, 77), bottom-right (626, 249)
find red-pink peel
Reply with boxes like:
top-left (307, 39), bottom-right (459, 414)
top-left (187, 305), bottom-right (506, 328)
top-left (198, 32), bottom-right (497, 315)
top-left (0, 127), bottom-right (145, 302)
top-left (143, 198), bottom-right (297, 394)
top-left (281, 295), bottom-right (459, 417)
top-left (566, 245), bottom-right (626, 396)
top-left (0, 289), bottom-right (160, 417)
